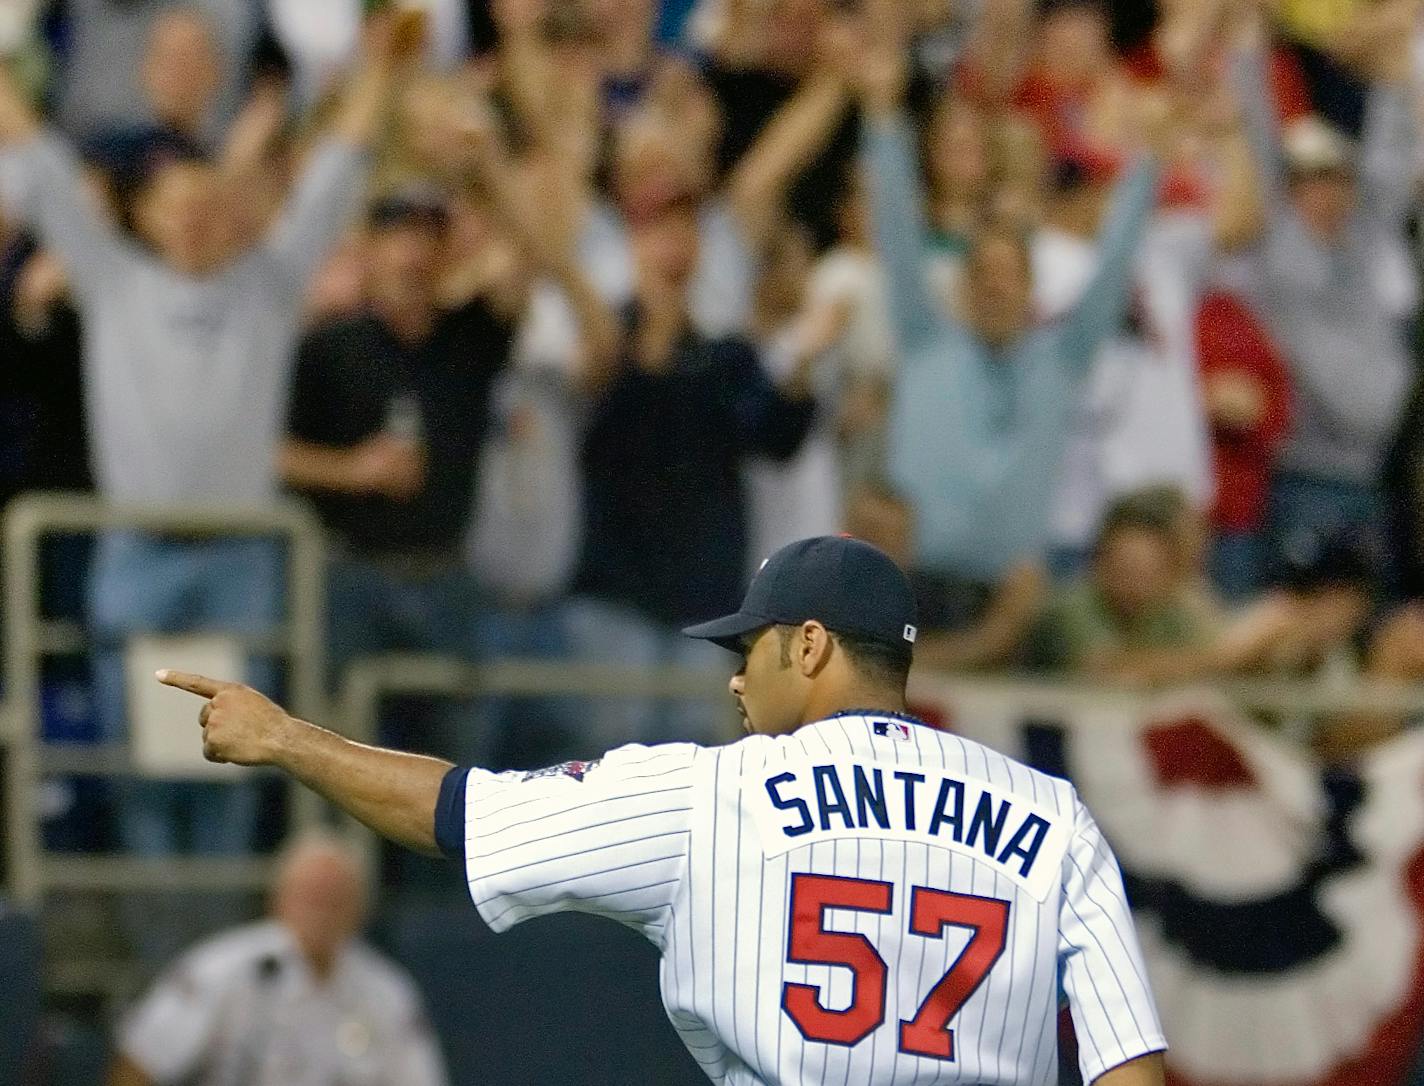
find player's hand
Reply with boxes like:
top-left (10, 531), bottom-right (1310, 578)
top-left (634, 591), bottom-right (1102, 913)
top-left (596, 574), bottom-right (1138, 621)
top-left (155, 671), bottom-right (293, 767)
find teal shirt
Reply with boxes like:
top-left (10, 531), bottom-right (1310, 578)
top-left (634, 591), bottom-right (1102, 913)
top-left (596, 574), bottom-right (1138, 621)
top-left (864, 116), bottom-right (1160, 581)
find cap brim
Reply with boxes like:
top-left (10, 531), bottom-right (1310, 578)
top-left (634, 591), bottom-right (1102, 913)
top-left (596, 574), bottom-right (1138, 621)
top-left (680, 611), bottom-right (771, 652)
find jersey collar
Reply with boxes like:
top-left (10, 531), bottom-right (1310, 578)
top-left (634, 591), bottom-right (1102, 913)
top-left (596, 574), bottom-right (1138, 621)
top-left (824, 707), bottom-right (932, 729)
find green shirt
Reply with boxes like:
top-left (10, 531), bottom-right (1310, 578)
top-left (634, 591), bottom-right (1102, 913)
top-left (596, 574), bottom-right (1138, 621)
top-left (1030, 580), bottom-right (1207, 673)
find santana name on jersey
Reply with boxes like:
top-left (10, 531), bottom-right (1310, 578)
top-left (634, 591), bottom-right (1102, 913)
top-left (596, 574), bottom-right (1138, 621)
top-left (750, 757), bottom-right (1072, 902)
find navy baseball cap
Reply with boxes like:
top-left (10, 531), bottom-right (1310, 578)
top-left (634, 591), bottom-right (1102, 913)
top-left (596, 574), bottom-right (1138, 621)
top-left (682, 536), bottom-right (918, 653)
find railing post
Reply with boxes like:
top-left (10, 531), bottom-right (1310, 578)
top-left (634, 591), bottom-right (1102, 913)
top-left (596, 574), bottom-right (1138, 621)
top-left (3, 498), bottom-right (46, 907)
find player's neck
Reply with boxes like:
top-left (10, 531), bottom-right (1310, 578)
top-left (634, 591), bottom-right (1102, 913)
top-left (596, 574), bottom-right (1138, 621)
top-left (801, 685), bottom-right (907, 728)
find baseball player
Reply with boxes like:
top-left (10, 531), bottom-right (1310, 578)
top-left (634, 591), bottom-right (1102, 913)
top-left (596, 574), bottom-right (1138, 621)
top-left (159, 536), bottom-right (1167, 1085)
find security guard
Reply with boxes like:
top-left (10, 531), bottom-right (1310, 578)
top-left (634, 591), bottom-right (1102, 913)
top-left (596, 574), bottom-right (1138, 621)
top-left (108, 834), bottom-right (447, 1086)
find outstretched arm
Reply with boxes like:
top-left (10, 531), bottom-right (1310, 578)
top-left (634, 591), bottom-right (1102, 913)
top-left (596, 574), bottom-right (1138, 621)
top-left (156, 671), bottom-right (451, 856)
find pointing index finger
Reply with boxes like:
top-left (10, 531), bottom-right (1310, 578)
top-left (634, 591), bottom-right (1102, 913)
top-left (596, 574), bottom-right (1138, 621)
top-left (155, 670), bottom-right (232, 699)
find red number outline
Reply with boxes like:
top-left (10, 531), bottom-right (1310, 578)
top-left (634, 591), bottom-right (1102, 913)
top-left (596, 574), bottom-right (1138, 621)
top-left (781, 877), bottom-right (1012, 1062)
top-left (781, 873), bottom-right (893, 1047)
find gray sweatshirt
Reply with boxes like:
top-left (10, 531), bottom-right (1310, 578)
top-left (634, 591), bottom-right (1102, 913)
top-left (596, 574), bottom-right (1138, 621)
top-left (1233, 47), bottom-right (1416, 484)
top-left (0, 133), bottom-right (367, 507)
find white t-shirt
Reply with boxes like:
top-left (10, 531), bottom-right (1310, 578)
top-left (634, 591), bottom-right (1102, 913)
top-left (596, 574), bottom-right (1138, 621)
top-left (746, 248), bottom-right (895, 568)
top-left (745, 326), bottom-right (844, 571)
top-left (449, 713), bottom-right (1167, 1084)
top-left (1034, 215), bottom-right (1215, 550)
top-left (467, 281), bottom-right (584, 602)
top-left (120, 920), bottom-right (446, 1086)
top-left (807, 248), bottom-right (895, 382)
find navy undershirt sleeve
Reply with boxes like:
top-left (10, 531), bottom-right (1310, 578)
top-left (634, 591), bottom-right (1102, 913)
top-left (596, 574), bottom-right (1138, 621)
top-left (434, 765), bottom-right (469, 862)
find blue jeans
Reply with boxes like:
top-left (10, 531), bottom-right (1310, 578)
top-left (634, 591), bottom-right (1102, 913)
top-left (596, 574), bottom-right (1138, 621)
top-left (473, 600), bottom-right (578, 769)
top-left (89, 533), bottom-right (280, 858)
top-left (563, 597), bottom-right (734, 751)
top-left (89, 533), bottom-right (280, 969)
top-left (1265, 471), bottom-right (1387, 586)
top-left (326, 556), bottom-right (487, 763)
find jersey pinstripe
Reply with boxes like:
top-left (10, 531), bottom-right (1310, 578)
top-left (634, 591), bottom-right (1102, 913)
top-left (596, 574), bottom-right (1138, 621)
top-left (459, 714), bottom-right (1166, 1084)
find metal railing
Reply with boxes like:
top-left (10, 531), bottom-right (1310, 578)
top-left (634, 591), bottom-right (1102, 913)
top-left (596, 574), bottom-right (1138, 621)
top-left (2, 492), bottom-right (330, 908)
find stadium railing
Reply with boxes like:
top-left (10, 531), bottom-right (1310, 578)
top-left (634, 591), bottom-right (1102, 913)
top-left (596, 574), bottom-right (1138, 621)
top-left (1, 493), bottom-right (329, 955)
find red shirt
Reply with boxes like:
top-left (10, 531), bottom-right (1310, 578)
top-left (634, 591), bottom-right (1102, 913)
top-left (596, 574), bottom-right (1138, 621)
top-left (1195, 291), bottom-right (1294, 533)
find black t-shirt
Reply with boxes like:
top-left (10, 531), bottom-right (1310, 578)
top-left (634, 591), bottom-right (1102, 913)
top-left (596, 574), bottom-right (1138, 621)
top-left (574, 331), bottom-right (815, 625)
top-left (285, 299), bottom-right (515, 556)
top-left (0, 302), bottom-right (90, 506)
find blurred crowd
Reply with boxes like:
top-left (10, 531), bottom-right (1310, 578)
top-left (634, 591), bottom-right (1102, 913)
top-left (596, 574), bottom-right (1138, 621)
top-left (4, 0), bottom-right (1424, 784)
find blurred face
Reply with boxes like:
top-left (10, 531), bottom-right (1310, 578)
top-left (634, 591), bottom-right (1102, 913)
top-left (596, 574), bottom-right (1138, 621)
top-left (1038, 6), bottom-right (1111, 85)
top-left (613, 118), bottom-right (702, 225)
top-left (730, 626), bottom-right (810, 737)
top-left (142, 10), bottom-right (221, 133)
top-left (366, 221), bottom-right (444, 309)
top-left (1290, 170), bottom-right (1356, 242)
top-left (632, 207), bottom-right (700, 290)
top-left (135, 161), bottom-right (229, 275)
top-left (927, 99), bottom-right (990, 203)
top-left (964, 234), bottom-right (1033, 344)
top-left (273, 846), bottom-right (366, 971)
top-left (1095, 526), bottom-right (1177, 622)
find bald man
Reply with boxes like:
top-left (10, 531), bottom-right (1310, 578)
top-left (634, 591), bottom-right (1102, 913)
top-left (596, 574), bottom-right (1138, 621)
top-left (107, 835), bottom-right (447, 1086)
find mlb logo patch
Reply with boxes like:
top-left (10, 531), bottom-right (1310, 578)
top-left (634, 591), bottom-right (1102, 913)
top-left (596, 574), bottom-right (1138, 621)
top-left (872, 721), bottom-right (911, 742)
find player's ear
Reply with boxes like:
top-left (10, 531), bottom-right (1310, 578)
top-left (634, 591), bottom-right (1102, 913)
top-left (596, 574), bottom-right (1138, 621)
top-left (798, 621), bottom-right (833, 678)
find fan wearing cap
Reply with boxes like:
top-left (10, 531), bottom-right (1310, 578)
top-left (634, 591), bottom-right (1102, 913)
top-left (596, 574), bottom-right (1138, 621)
top-left (1228, 12), bottom-right (1416, 580)
top-left (278, 180), bottom-right (531, 765)
top-left (155, 535), bottom-right (1167, 1086)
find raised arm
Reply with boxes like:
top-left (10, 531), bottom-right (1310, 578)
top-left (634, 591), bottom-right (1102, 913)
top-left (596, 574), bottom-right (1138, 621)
top-left (430, 92), bottom-right (622, 392)
top-left (264, 15), bottom-right (416, 283)
top-left (156, 671), bottom-right (450, 856)
top-left (1059, 155), bottom-right (1160, 367)
top-left (0, 63), bottom-right (121, 297)
top-left (856, 35), bottom-right (945, 353)
top-left (724, 24), bottom-right (854, 251)
top-left (1206, 101), bottom-right (1266, 250)
top-left (1226, 20), bottom-right (1288, 217)
top-left (1356, 66), bottom-right (1420, 229)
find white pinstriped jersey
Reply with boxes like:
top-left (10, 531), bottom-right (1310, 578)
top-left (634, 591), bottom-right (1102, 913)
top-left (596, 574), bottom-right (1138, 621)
top-left (457, 713), bottom-right (1166, 1084)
